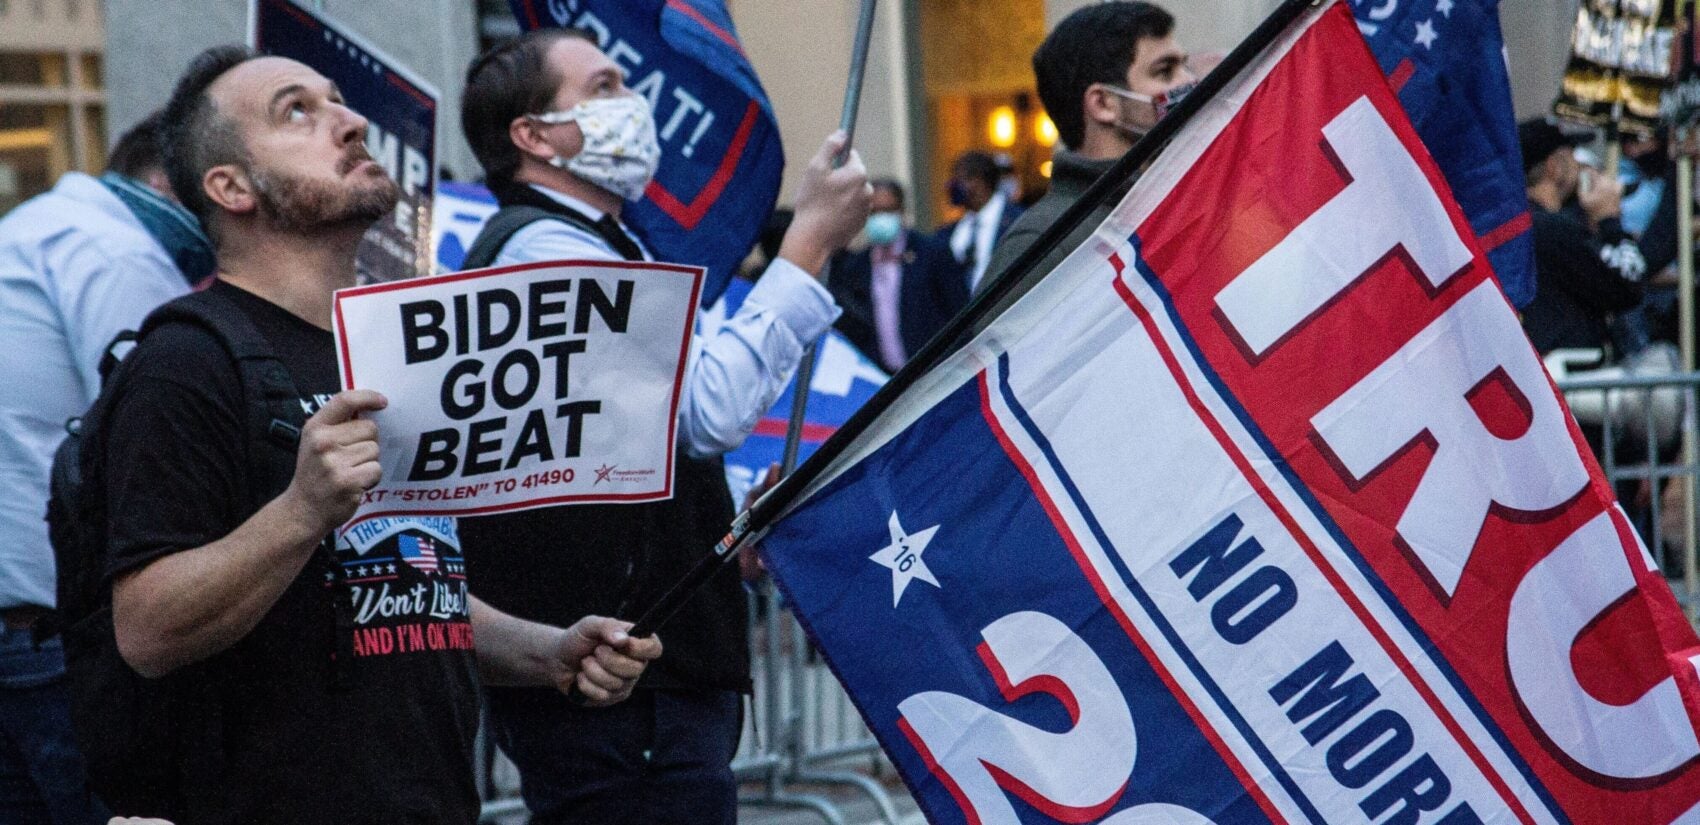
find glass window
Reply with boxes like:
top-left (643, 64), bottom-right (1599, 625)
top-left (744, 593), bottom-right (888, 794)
top-left (0, 52), bottom-right (68, 87)
top-left (79, 53), bottom-right (100, 89)
top-left (0, 146), bottom-right (50, 215)
top-left (0, 103), bottom-right (70, 213)
top-left (81, 104), bottom-right (104, 171)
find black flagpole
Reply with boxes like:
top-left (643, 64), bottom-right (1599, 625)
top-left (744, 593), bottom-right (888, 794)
top-left (627, 0), bottom-right (1323, 640)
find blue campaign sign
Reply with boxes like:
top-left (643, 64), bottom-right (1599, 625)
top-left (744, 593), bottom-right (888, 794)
top-left (431, 181), bottom-right (498, 273)
top-left (510, 0), bottom-right (785, 307)
top-left (251, 0), bottom-right (439, 282)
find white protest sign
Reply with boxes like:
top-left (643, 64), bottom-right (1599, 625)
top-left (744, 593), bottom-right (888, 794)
top-left (333, 259), bottom-right (702, 523)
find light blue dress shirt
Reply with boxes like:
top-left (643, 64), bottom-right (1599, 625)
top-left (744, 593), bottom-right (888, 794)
top-left (0, 173), bottom-right (192, 609)
top-left (496, 186), bottom-right (840, 458)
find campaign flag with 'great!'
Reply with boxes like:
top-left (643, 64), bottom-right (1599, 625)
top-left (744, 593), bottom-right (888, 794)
top-left (510, 0), bottom-right (783, 307)
top-left (332, 259), bottom-right (701, 525)
top-left (1351, 0), bottom-right (1534, 309)
top-left (250, 0), bottom-right (438, 282)
top-left (758, 2), bottom-right (1700, 822)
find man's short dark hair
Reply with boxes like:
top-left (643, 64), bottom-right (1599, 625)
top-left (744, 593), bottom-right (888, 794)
top-left (161, 45), bottom-right (259, 240)
top-left (870, 177), bottom-right (906, 210)
top-left (952, 152), bottom-right (999, 188)
top-left (1033, 2), bottom-right (1175, 150)
top-left (106, 110), bottom-right (168, 181)
top-left (462, 28), bottom-right (597, 191)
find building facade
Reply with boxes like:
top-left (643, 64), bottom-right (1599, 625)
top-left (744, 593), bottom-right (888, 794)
top-left (0, 0), bottom-right (106, 214)
top-left (99, 0), bottom-right (1578, 232)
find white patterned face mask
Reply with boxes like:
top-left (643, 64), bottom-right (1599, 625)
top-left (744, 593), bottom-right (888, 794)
top-left (530, 94), bottom-right (661, 202)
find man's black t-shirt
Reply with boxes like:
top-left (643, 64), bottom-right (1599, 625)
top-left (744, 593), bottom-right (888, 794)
top-left (103, 280), bottom-right (479, 825)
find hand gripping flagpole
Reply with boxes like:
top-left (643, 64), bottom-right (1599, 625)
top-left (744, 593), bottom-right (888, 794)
top-left (623, 0), bottom-right (1321, 642)
top-left (779, 0), bottom-right (880, 477)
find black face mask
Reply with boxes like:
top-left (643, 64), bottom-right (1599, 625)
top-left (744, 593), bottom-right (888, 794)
top-left (948, 179), bottom-right (972, 208)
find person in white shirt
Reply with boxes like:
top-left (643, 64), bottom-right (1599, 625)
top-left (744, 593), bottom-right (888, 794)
top-left (938, 150), bottom-right (1025, 292)
top-left (0, 110), bottom-right (212, 825)
top-left (455, 27), bottom-right (870, 825)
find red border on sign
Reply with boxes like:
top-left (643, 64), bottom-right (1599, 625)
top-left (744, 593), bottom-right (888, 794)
top-left (332, 256), bottom-right (705, 522)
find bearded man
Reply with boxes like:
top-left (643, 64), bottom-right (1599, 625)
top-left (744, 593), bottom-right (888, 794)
top-left (89, 45), bottom-right (661, 825)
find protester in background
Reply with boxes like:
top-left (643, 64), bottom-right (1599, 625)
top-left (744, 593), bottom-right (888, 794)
top-left (92, 45), bottom-right (656, 823)
top-left (938, 150), bottom-right (1023, 293)
top-left (831, 178), bottom-right (969, 372)
top-left (456, 28), bottom-right (868, 824)
top-left (1519, 118), bottom-right (1645, 356)
top-left (985, 2), bottom-right (1191, 294)
top-left (0, 109), bottom-right (215, 825)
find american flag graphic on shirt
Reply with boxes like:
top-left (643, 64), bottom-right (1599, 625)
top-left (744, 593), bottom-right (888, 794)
top-left (397, 534), bottom-right (440, 575)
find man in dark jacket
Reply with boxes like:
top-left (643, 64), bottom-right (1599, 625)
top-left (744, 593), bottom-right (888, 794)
top-left (984, 2), bottom-right (1192, 299)
top-left (937, 151), bottom-right (1023, 293)
top-left (832, 179), bottom-right (969, 371)
top-left (1519, 118), bottom-right (1645, 355)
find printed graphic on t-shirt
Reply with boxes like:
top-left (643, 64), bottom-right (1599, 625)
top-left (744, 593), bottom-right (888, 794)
top-left (334, 515), bottom-right (474, 659)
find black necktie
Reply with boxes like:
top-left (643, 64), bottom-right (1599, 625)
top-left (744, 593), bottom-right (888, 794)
top-left (595, 214), bottom-right (647, 262)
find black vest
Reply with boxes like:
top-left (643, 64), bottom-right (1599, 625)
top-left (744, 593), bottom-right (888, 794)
top-left (458, 185), bottom-right (749, 694)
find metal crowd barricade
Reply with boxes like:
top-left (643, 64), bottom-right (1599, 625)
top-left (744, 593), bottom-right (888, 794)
top-left (1555, 370), bottom-right (1700, 620)
top-left (478, 579), bottom-right (903, 824)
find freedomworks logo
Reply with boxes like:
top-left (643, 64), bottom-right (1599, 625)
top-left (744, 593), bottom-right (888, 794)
top-left (593, 464), bottom-right (657, 485)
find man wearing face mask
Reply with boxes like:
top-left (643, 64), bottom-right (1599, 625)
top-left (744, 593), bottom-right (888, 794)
top-left (831, 179), bottom-right (969, 372)
top-left (984, 1), bottom-right (1193, 296)
top-left (938, 151), bottom-right (1024, 293)
top-left (457, 27), bottom-right (870, 825)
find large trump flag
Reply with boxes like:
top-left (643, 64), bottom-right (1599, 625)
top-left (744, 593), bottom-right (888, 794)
top-left (754, 2), bottom-right (1700, 822)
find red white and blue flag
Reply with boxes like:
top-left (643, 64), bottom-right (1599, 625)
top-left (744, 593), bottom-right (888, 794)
top-left (509, 0), bottom-right (783, 307)
top-left (397, 534), bottom-right (440, 575)
top-left (1351, 0), bottom-right (1535, 309)
top-left (759, 4), bottom-right (1700, 822)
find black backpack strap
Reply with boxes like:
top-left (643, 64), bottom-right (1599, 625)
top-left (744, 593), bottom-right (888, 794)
top-left (463, 187), bottom-right (648, 270)
top-left (462, 205), bottom-right (575, 270)
top-left (96, 330), bottom-right (139, 387)
top-left (139, 289), bottom-right (308, 475)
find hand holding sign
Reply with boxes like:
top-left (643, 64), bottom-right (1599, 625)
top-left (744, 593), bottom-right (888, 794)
top-left (283, 389), bottom-right (389, 534)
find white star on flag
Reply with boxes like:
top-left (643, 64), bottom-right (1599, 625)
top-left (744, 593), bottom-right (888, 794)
top-left (1414, 18), bottom-right (1438, 49)
top-left (869, 511), bottom-right (941, 607)
top-left (1436, 0), bottom-right (1454, 18)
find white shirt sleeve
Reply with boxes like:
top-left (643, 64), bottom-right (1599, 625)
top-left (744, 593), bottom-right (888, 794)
top-left (680, 258), bottom-right (839, 458)
top-left (494, 219), bottom-right (840, 458)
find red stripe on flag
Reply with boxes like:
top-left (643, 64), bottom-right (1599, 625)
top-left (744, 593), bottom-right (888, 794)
top-left (665, 0), bottom-right (746, 57)
top-left (645, 101), bottom-right (762, 230)
top-left (386, 72), bottom-right (435, 109)
top-left (1480, 211), bottom-right (1533, 253)
top-left (1388, 58), bottom-right (1416, 92)
top-left (752, 417), bottom-right (836, 442)
top-left (275, 0), bottom-right (318, 29)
